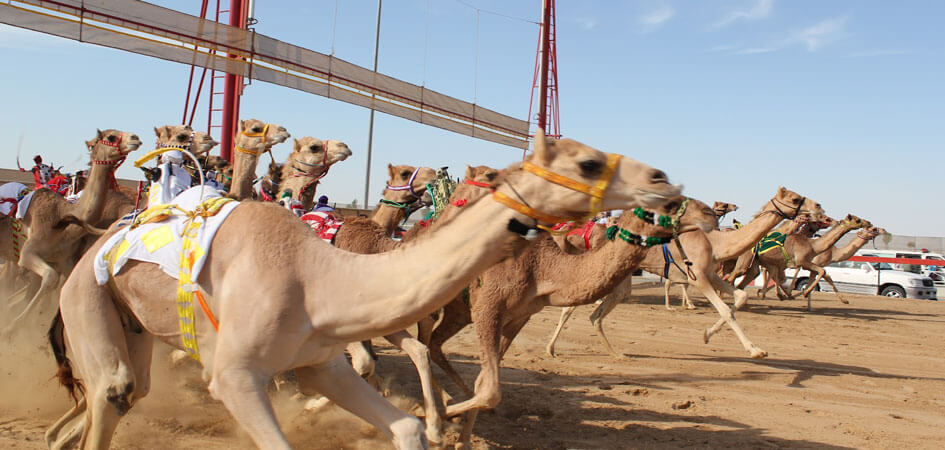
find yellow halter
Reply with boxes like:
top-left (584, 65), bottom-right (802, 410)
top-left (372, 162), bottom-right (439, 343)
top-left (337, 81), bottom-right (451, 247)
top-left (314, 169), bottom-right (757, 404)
top-left (234, 123), bottom-right (270, 155)
top-left (493, 152), bottom-right (622, 225)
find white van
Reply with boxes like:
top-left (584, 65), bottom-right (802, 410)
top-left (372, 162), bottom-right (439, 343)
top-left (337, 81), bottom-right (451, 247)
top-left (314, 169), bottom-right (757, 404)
top-left (862, 250), bottom-right (945, 285)
top-left (793, 257), bottom-right (938, 300)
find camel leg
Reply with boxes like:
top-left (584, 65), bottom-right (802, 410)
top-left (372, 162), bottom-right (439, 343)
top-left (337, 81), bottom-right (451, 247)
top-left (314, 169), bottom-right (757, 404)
top-left (771, 267), bottom-right (793, 300)
top-left (209, 365), bottom-right (291, 449)
top-left (664, 279), bottom-right (675, 310)
top-left (382, 330), bottom-right (444, 445)
top-left (589, 295), bottom-right (627, 360)
top-left (735, 261), bottom-right (760, 291)
top-left (680, 284), bottom-right (696, 310)
top-left (425, 299), bottom-right (474, 397)
top-left (55, 279), bottom-right (140, 450)
top-left (296, 355), bottom-right (426, 450)
top-left (759, 269), bottom-right (770, 300)
top-left (789, 266), bottom-right (803, 291)
top-left (7, 246), bottom-right (61, 333)
top-left (705, 275), bottom-right (750, 341)
top-left (693, 274), bottom-right (766, 358)
top-left (545, 306), bottom-right (576, 357)
top-left (444, 304), bottom-right (503, 419)
top-left (347, 341), bottom-right (376, 379)
top-left (803, 265), bottom-right (847, 304)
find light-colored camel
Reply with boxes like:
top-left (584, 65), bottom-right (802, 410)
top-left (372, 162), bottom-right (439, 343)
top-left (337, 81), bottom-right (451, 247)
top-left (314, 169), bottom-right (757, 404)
top-left (47, 129), bottom-right (682, 450)
top-left (6, 129), bottom-right (142, 332)
top-left (423, 197), bottom-right (718, 448)
top-left (274, 137), bottom-right (352, 211)
top-left (734, 214), bottom-right (869, 307)
top-left (785, 225), bottom-right (886, 292)
top-left (226, 119), bottom-right (291, 200)
top-left (713, 201), bottom-right (738, 220)
top-left (545, 189), bottom-right (824, 358)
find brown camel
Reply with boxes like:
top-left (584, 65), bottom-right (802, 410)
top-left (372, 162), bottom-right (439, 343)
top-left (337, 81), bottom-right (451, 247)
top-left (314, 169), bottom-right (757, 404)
top-left (272, 137), bottom-right (352, 211)
top-left (545, 189), bottom-right (824, 358)
top-left (226, 119), bottom-right (291, 200)
top-left (733, 214), bottom-right (869, 308)
top-left (421, 197), bottom-right (717, 448)
top-left (713, 201), bottom-right (738, 219)
top-left (48, 129), bottom-right (682, 449)
top-left (787, 224), bottom-right (886, 290)
top-left (5, 129), bottom-right (142, 332)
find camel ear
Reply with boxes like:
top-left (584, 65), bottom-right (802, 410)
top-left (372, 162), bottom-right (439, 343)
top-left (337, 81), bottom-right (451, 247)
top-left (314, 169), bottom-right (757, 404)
top-left (293, 138), bottom-right (300, 152)
top-left (388, 163), bottom-right (395, 178)
top-left (777, 186), bottom-right (787, 197)
top-left (845, 214), bottom-right (853, 221)
top-left (153, 127), bottom-right (162, 137)
top-left (96, 129), bottom-right (104, 139)
top-left (531, 127), bottom-right (551, 166)
top-left (239, 120), bottom-right (247, 133)
top-left (464, 165), bottom-right (474, 179)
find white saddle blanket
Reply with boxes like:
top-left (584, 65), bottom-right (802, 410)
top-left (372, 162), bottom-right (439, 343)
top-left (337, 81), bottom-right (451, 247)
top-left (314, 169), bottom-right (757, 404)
top-left (0, 182), bottom-right (29, 217)
top-left (94, 186), bottom-right (239, 285)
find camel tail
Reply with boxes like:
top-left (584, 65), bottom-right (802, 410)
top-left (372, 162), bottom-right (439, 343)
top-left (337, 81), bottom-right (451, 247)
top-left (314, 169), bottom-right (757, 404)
top-left (48, 310), bottom-right (84, 404)
top-left (56, 215), bottom-right (107, 235)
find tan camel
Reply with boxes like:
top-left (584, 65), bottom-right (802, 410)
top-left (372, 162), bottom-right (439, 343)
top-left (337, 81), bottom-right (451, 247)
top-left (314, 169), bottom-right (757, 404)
top-left (47, 129), bottom-right (682, 450)
top-left (713, 201), bottom-right (738, 219)
top-left (226, 119), bottom-right (291, 200)
top-left (545, 189), bottom-right (824, 358)
top-left (5, 129), bottom-right (142, 332)
top-left (419, 197), bottom-right (716, 448)
top-left (733, 214), bottom-right (869, 307)
top-left (785, 225), bottom-right (886, 291)
top-left (273, 137), bottom-right (353, 212)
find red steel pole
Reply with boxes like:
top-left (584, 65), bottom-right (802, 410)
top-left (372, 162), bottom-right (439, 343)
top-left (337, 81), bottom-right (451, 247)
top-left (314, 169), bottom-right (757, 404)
top-left (536, 0), bottom-right (551, 132)
top-left (220, 0), bottom-right (245, 162)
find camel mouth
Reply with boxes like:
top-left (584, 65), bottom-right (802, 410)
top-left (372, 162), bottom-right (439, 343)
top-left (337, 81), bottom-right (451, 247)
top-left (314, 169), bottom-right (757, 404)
top-left (634, 184), bottom-right (683, 208)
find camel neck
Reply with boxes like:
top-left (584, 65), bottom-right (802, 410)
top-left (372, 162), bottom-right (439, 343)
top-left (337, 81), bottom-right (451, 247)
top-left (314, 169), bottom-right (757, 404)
top-left (229, 151), bottom-right (260, 200)
top-left (831, 236), bottom-right (870, 262)
top-left (73, 158), bottom-right (116, 224)
top-left (279, 172), bottom-right (319, 211)
top-left (811, 223), bottom-right (854, 254)
top-left (308, 195), bottom-right (532, 341)
top-left (706, 207), bottom-right (783, 261)
top-left (371, 203), bottom-right (407, 236)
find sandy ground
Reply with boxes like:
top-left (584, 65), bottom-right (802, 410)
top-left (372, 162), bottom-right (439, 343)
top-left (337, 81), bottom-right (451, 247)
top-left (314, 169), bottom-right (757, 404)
top-left (2, 285), bottom-right (945, 449)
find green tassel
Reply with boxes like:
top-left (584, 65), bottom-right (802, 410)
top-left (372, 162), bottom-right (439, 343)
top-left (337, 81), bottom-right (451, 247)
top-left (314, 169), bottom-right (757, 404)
top-left (606, 225), bottom-right (618, 241)
top-left (658, 215), bottom-right (672, 228)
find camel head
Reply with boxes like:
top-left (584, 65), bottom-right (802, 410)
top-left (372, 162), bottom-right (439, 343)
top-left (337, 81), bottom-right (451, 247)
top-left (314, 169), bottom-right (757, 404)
top-left (839, 214), bottom-right (869, 230)
top-left (383, 164), bottom-right (437, 205)
top-left (503, 128), bottom-right (680, 222)
top-left (858, 225), bottom-right (886, 240)
top-left (153, 125), bottom-right (195, 149)
top-left (191, 132), bottom-right (219, 156)
top-left (204, 155), bottom-right (233, 189)
top-left (291, 137), bottom-right (353, 172)
top-left (464, 165), bottom-right (502, 186)
top-left (618, 196), bottom-right (717, 239)
top-left (236, 118), bottom-right (291, 152)
top-left (85, 129), bottom-right (142, 163)
top-left (763, 187), bottom-right (825, 221)
top-left (713, 201), bottom-right (738, 218)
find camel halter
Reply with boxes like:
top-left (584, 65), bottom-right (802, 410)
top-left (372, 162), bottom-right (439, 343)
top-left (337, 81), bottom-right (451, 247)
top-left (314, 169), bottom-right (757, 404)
top-left (769, 196), bottom-right (806, 219)
top-left (492, 153), bottom-right (622, 226)
top-left (89, 134), bottom-right (130, 191)
top-left (234, 124), bottom-right (276, 164)
top-left (385, 166), bottom-right (424, 197)
top-left (290, 141), bottom-right (333, 200)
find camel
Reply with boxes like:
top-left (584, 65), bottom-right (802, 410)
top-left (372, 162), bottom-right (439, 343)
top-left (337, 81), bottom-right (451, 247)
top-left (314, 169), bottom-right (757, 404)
top-left (731, 214), bottom-right (869, 308)
top-left (713, 201), bottom-right (738, 220)
top-left (47, 129), bottom-right (682, 450)
top-left (786, 225), bottom-right (886, 292)
top-left (272, 137), bottom-right (352, 212)
top-left (5, 129), bottom-right (143, 331)
top-left (226, 119), bottom-right (291, 200)
top-left (419, 196), bottom-right (716, 447)
top-left (545, 189), bottom-right (824, 358)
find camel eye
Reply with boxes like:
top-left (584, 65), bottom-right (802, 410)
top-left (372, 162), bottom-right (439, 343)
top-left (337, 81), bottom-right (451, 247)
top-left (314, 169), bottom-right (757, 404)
top-left (401, 170), bottom-right (411, 178)
top-left (309, 145), bottom-right (320, 152)
top-left (486, 172), bottom-right (497, 181)
top-left (792, 198), bottom-right (800, 205)
top-left (578, 160), bottom-right (603, 176)
top-left (251, 126), bottom-right (262, 133)
top-left (106, 135), bottom-right (117, 143)
top-left (664, 201), bottom-right (679, 213)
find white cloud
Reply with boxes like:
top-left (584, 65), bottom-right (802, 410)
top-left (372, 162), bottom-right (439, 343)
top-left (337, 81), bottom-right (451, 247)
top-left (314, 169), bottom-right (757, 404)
top-left (637, 6), bottom-right (675, 32)
top-left (790, 16), bottom-right (849, 51)
top-left (735, 47), bottom-right (777, 55)
top-left (576, 17), bottom-right (598, 30)
top-left (714, 0), bottom-right (774, 28)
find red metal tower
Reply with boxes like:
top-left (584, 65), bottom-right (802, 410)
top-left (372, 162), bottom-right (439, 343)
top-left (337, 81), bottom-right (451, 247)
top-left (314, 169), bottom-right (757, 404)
top-left (528, 0), bottom-right (561, 139)
top-left (181, 0), bottom-right (250, 161)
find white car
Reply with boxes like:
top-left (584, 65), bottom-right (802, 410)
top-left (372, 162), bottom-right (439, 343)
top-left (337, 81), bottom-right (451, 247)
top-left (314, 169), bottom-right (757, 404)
top-left (793, 258), bottom-right (938, 300)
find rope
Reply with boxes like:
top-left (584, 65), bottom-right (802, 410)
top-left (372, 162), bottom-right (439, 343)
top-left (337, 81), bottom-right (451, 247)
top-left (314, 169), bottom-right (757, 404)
top-left (605, 225), bottom-right (669, 247)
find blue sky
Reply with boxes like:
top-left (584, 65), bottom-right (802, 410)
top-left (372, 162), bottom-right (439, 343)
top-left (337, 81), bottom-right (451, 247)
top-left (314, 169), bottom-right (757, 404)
top-left (1, 0), bottom-right (943, 235)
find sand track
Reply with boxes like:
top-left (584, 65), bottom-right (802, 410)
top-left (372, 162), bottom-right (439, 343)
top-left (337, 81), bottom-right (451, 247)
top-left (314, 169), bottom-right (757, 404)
top-left (2, 286), bottom-right (944, 449)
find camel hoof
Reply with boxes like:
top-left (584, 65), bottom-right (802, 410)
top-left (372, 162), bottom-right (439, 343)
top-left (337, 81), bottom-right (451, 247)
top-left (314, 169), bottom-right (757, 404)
top-left (665, 306), bottom-right (676, 311)
top-left (749, 347), bottom-right (768, 359)
top-left (685, 305), bottom-right (696, 310)
top-left (545, 347), bottom-right (556, 358)
top-left (702, 329), bottom-right (711, 344)
top-left (840, 298), bottom-right (849, 304)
